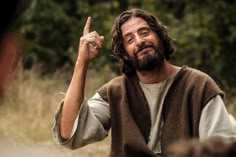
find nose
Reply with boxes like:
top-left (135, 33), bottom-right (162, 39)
top-left (135, 34), bottom-right (144, 46)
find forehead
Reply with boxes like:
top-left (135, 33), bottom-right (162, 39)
top-left (121, 17), bottom-right (150, 36)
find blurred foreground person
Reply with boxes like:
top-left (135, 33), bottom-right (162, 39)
top-left (53, 8), bottom-right (236, 157)
top-left (166, 137), bottom-right (236, 157)
top-left (0, 1), bottom-right (22, 99)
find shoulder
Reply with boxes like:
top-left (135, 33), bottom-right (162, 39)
top-left (177, 66), bottom-right (219, 88)
top-left (100, 75), bottom-right (126, 89)
top-left (174, 66), bottom-right (224, 94)
top-left (182, 67), bottom-right (214, 81)
top-left (177, 66), bottom-right (224, 101)
top-left (96, 75), bottom-right (127, 101)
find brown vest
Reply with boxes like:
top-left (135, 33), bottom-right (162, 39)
top-left (97, 66), bottom-right (224, 157)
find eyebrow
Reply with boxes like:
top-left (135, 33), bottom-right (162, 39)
top-left (123, 26), bottom-right (150, 38)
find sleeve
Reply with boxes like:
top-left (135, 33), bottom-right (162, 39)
top-left (199, 94), bottom-right (236, 140)
top-left (52, 93), bottom-right (111, 149)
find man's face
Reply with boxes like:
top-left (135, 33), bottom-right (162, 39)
top-left (121, 17), bottom-right (164, 71)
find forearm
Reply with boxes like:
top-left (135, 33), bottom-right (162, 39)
top-left (60, 62), bottom-right (88, 140)
top-left (59, 16), bottom-right (104, 140)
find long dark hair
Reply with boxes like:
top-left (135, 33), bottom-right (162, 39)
top-left (111, 8), bottom-right (174, 76)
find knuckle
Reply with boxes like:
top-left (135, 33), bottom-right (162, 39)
top-left (92, 31), bottom-right (99, 36)
top-left (80, 36), bottom-right (85, 41)
top-left (80, 37), bottom-right (89, 44)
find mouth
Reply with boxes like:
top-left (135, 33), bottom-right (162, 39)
top-left (136, 46), bottom-right (153, 58)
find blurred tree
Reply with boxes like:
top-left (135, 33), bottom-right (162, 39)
top-left (16, 0), bottom-right (236, 88)
top-left (17, 0), bottom-right (121, 73)
top-left (18, 0), bottom-right (76, 72)
top-left (165, 0), bottom-right (236, 88)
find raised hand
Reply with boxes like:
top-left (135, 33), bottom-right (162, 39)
top-left (77, 17), bottom-right (104, 65)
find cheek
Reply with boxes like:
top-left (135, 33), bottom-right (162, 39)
top-left (123, 44), bottom-right (135, 57)
top-left (150, 36), bottom-right (162, 51)
top-left (151, 36), bottom-right (159, 45)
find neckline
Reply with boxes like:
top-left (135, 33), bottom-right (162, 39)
top-left (139, 66), bottom-right (186, 85)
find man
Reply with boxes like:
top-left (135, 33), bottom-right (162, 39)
top-left (53, 9), bottom-right (236, 157)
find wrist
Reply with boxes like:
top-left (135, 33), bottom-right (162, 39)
top-left (75, 59), bottom-right (89, 68)
top-left (73, 61), bottom-right (89, 76)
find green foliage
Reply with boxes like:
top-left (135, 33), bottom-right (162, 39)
top-left (19, 0), bottom-right (80, 71)
top-left (169, 0), bottom-right (236, 87)
top-left (16, 0), bottom-right (236, 87)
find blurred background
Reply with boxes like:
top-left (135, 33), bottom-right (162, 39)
top-left (0, 0), bottom-right (235, 156)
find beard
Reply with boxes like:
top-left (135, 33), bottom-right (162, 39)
top-left (129, 42), bottom-right (165, 71)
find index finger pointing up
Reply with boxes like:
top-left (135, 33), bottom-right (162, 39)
top-left (83, 17), bottom-right (91, 35)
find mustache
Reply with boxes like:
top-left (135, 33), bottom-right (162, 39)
top-left (135, 42), bottom-right (155, 55)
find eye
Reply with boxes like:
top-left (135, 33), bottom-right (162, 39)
top-left (126, 37), bottom-right (133, 44)
top-left (140, 30), bottom-right (149, 36)
top-left (139, 27), bottom-right (150, 37)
